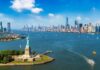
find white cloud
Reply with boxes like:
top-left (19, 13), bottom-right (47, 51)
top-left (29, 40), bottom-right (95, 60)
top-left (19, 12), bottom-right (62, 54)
top-left (76, 16), bottom-right (82, 21)
top-left (85, 17), bottom-right (90, 21)
top-left (48, 13), bottom-right (55, 17)
top-left (31, 8), bottom-right (43, 14)
top-left (0, 13), bottom-right (14, 22)
top-left (18, 14), bottom-right (65, 27)
top-left (0, 13), bottom-right (66, 29)
top-left (10, 0), bottom-right (43, 13)
top-left (0, 13), bottom-right (16, 29)
top-left (96, 20), bottom-right (100, 24)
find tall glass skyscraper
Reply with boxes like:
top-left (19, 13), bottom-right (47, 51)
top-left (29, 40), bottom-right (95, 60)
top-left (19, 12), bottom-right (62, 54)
top-left (0, 21), bottom-right (3, 32)
top-left (66, 17), bottom-right (70, 31)
top-left (7, 22), bottom-right (11, 33)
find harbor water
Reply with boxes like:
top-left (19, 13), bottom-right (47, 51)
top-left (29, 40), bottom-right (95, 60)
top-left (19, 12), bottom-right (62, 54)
top-left (0, 31), bottom-right (100, 70)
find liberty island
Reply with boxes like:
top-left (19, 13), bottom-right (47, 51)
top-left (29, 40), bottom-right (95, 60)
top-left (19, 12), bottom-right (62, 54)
top-left (0, 36), bottom-right (54, 66)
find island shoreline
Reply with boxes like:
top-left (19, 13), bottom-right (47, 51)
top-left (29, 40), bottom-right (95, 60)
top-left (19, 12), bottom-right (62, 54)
top-left (0, 58), bottom-right (54, 66)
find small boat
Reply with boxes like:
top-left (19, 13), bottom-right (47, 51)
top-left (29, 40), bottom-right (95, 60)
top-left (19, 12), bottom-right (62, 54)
top-left (92, 51), bottom-right (96, 56)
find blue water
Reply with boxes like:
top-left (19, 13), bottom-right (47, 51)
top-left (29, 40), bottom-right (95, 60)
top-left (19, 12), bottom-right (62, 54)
top-left (0, 31), bottom-right (100, 70)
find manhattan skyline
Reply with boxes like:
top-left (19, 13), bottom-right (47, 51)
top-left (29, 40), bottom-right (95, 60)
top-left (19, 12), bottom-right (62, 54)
top-left (0, 0), bottom-right (100, 29)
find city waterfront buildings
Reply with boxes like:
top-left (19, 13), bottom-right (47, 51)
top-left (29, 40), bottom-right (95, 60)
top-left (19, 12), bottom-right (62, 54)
top-left (0, 21), bottom-right (11, 33)
top-left (7, 22), bottom-right (11, 33)
top-left (22, 17), bottom-right (100, 33)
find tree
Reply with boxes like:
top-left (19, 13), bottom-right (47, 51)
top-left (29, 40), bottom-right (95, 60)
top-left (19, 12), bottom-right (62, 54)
top-left (2, 57), bottom-right (9, 64)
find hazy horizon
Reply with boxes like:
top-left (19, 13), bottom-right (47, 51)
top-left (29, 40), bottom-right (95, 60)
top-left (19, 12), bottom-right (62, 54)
top-left (0, 0), bottom-right (100, 29)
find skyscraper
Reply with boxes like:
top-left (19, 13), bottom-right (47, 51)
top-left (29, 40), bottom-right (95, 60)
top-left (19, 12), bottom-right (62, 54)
top-left (95, 23), bottom-right (99, 33)
top-left (0, 21), bottom-right (3, 32)
top-left (79, 23), bottom-right (83, 32)
top-left (75, 20), bottom-right (78, 28)
top-left (7, 22), bottom-right (11, 33)
top-left (66, 17), bottom-right (70, 31)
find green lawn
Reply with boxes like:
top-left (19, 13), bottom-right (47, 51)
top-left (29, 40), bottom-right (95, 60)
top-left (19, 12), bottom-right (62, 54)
top-left (33, 55), bottom-right (54, 64)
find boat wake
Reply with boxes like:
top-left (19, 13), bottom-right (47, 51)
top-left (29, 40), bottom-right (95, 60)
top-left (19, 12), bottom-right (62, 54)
top-left (82, 55), bottom-right (95, 66)
top-left (67, 49), bottom-right (95, 70)
top-left (82, 55), bottom-right (95, 70)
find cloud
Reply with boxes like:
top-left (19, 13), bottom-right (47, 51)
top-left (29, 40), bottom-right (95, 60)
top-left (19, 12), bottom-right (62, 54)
top-left (10, 0), bottom-right (43, 14)
top-left (76, 16), bottom-right (82, 21)
top-left (48, 13), bottom-right (55, 17)
top-left (85, 17), bottom-right (90, 21)
top-left (17, 14), bottom-right (65, 28)
top-left (0, 12), bottom-right (66, 29)
top-left (0, 13), bottom-right (15, 28)
top-left (96, 20), bottom-right (100, 24)
top-left (31, 8), bottom-right (43, 14)
top-left (0, 13), bottom-right (14, 22)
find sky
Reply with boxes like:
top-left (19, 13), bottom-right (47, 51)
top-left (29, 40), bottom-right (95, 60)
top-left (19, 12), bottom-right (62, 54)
top-left (0, 0), bottom-right (100, 29)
